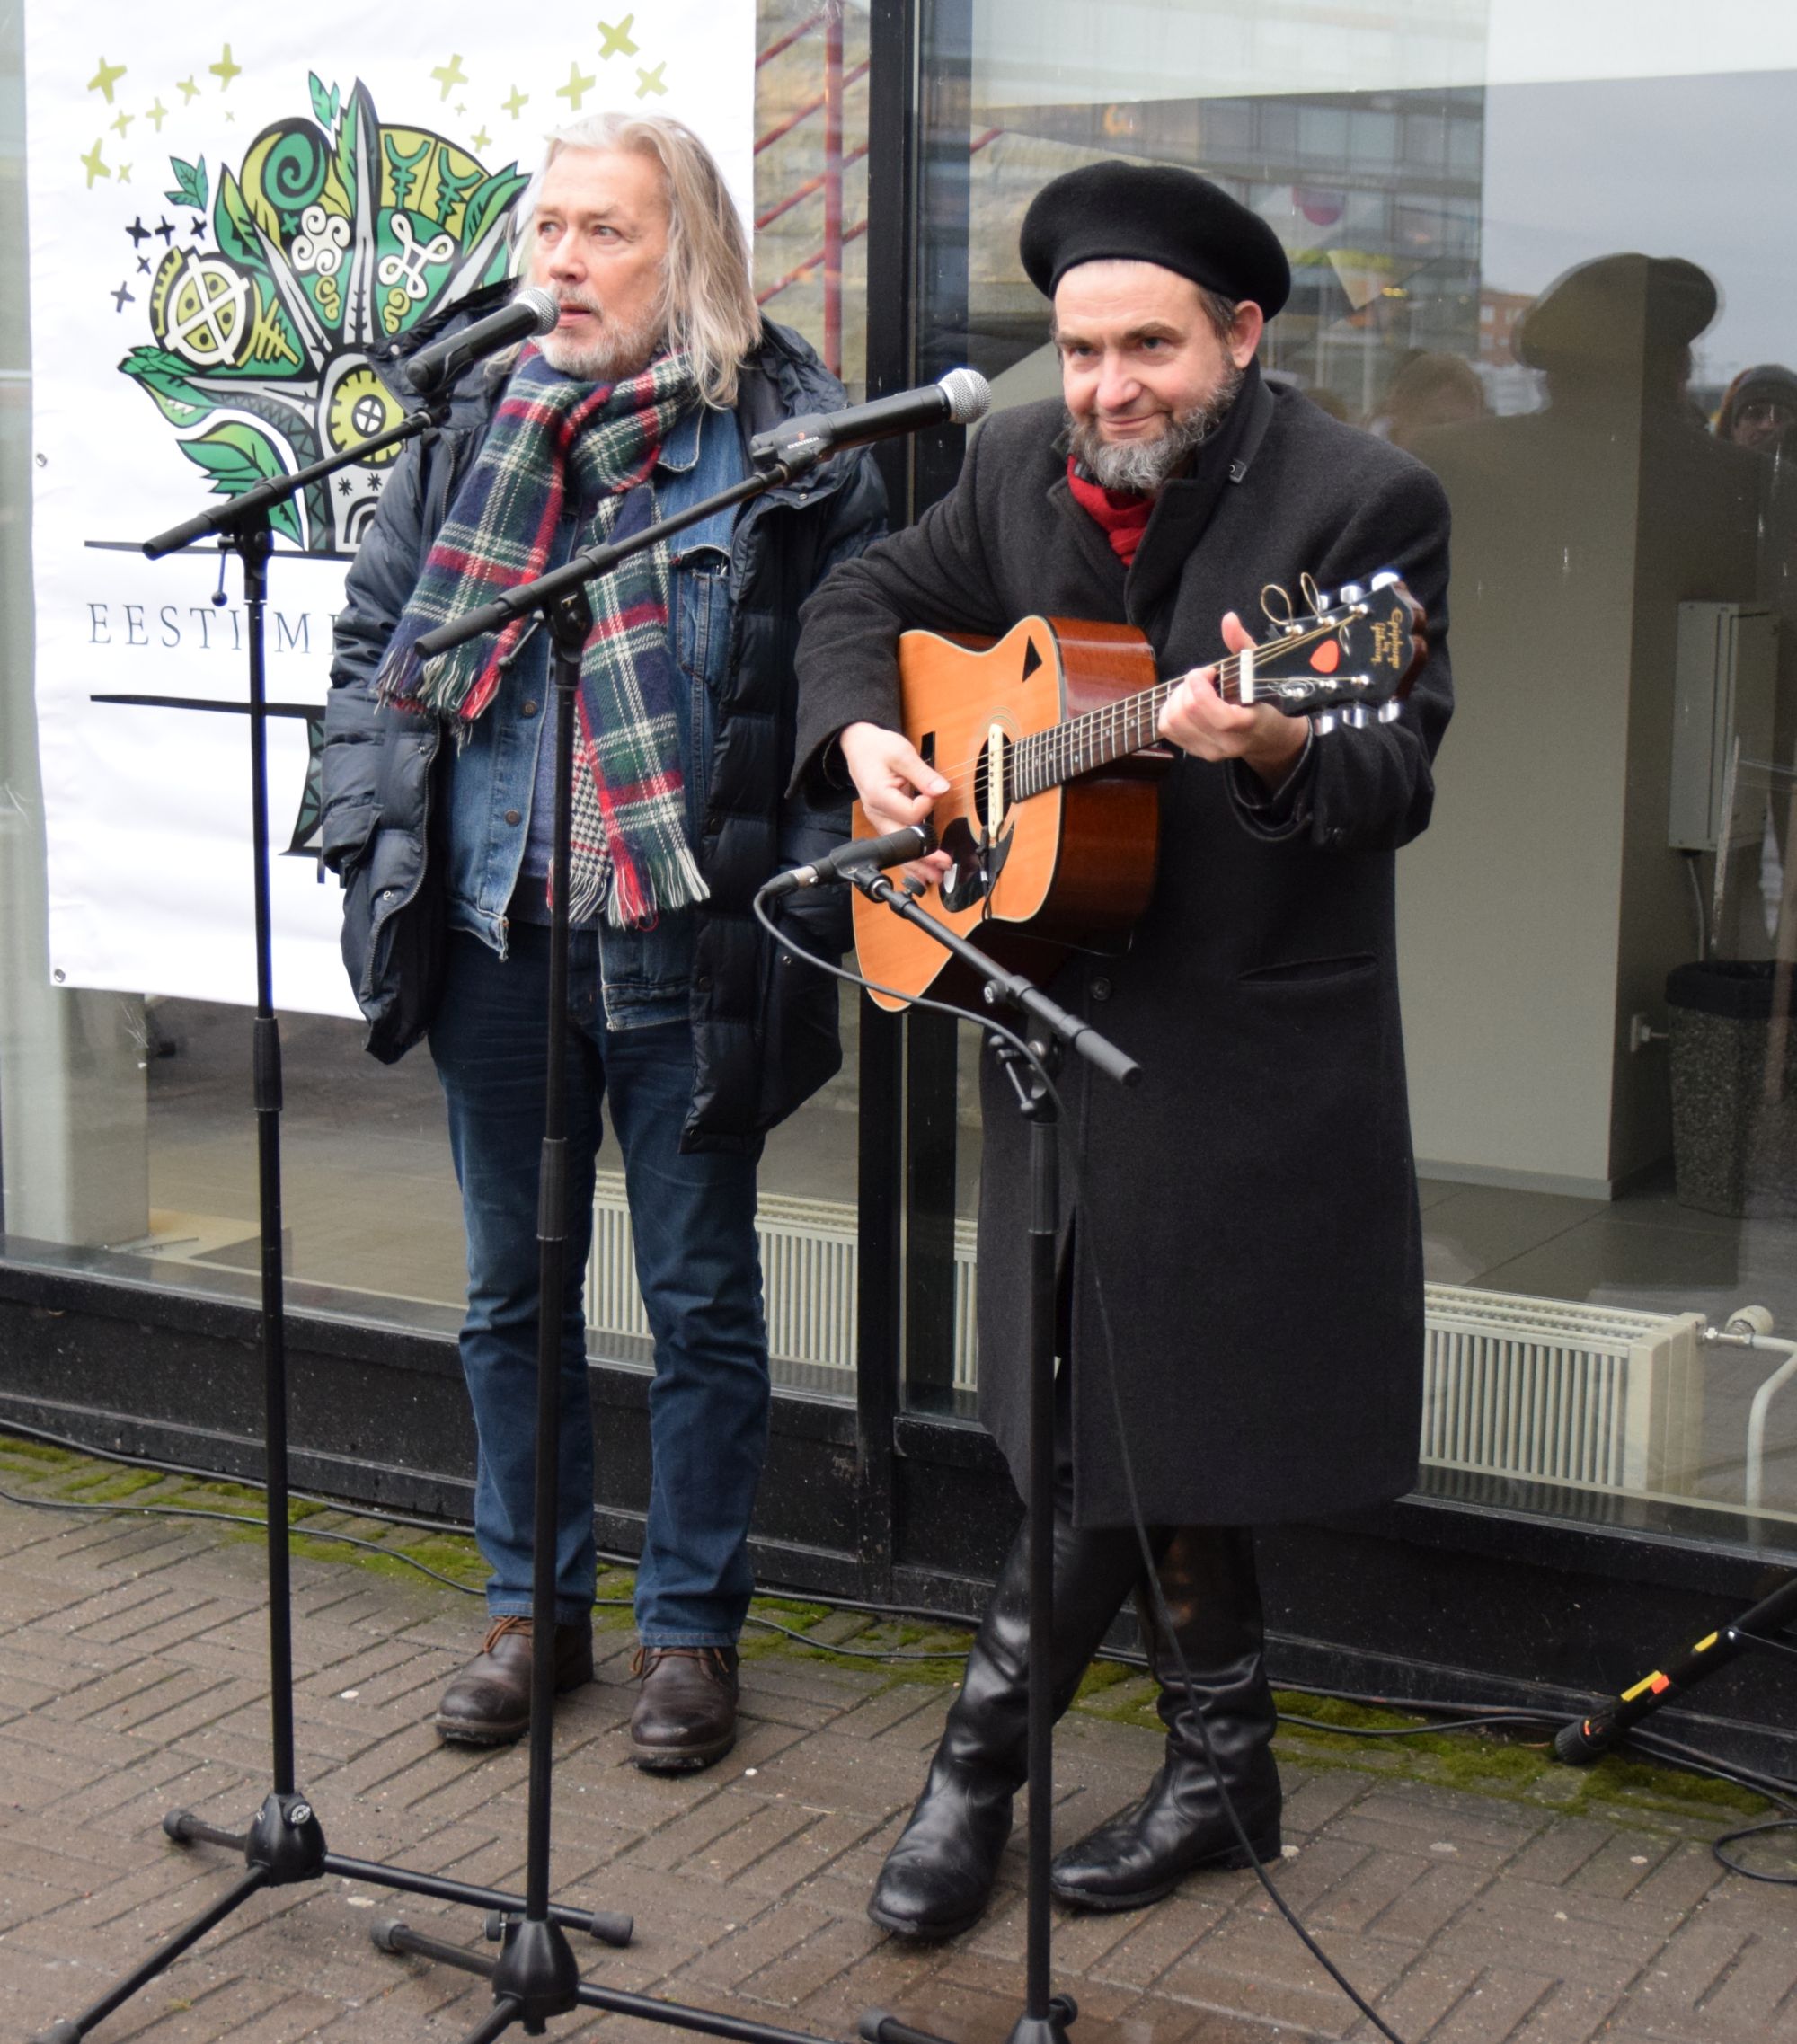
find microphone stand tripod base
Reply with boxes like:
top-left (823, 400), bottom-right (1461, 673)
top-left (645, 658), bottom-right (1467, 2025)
top-left (855, 1998), bottom-right (1078, 2044)
top-left (1009, 1998), bottom-right (1079, 2044)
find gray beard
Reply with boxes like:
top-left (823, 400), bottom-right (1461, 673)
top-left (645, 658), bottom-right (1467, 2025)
top-left (537, 296), bottom-right (665, 384)
top-left (1067, 363), bottom-right (1245, 493)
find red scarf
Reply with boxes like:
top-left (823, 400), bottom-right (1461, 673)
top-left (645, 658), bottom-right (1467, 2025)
top-left (1066, 456), bottom-right (1153, 564)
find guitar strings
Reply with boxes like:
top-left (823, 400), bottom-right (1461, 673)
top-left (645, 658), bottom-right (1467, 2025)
top-left (911, 617), bottom-right (1348, 800)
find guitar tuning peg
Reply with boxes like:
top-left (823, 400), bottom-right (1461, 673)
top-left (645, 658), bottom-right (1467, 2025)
top-left (1341, 705), bottom-right (1369, 730)
top-left (1377, 700), bottom-right (1403, 723)
top-left (1370, 568), bottom-right (1400, 590)
top-left (1313, 711), bottom-right (1338, 737)
top-left (1336, 581), bottom-right (1364, 606)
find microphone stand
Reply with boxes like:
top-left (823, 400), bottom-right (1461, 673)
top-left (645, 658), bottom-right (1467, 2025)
top-left (366, 453), bottom-right (888, 2044)
top-left (837, 871), bottom-right (1138, 2044)
top-left (31, 396), bottom-right (633, 2044)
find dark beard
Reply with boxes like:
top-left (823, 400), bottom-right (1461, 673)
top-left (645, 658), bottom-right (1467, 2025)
top-left (1067, 362), bottom-right (1245, 493)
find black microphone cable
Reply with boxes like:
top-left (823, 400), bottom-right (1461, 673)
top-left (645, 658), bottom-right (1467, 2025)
top-left (750, 883), bottom-right (1419, 2044)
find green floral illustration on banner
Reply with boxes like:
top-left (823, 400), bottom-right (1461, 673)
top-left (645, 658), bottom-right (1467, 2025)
top-left (119, 76), bottom-right (528, 553)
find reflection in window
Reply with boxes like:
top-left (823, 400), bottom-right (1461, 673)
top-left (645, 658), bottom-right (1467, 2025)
top-left (913, 5), bottom-right (1797, 1519)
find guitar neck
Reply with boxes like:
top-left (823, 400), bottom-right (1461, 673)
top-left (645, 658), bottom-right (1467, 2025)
top-left (1011, 647), bottom-right (1263, 802)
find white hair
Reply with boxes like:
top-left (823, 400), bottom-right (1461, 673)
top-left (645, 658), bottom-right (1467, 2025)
top-left (515, 111), bottom-right (761, 408)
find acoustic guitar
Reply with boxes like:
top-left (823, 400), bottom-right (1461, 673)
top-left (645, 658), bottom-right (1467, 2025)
top-left (850, 571), bottom-right (1425, 1010)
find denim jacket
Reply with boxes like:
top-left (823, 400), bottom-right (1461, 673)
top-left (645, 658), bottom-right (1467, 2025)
top-left (441, 401), bottom-right (746, 1027)
top-left (323, 317), bottom-right (887, 1146)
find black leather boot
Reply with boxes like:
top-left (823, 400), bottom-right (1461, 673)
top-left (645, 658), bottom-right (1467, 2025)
top-left (868, 1509), bottom-right (1150, 1940)
top-left (1049, 1526), bottom-right (1280, 1911)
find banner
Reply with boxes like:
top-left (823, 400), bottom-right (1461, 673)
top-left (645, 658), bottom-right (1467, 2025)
top-left (26, 5), bottom-right (755, 1016)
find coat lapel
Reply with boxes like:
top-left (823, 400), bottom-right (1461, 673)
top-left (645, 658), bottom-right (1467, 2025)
top-left (1047, 472), bottom-right (1130, 606)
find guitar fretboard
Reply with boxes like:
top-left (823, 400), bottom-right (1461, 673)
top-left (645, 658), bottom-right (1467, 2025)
top-left (1007, 624), bottom-right (1341, 801)
top-left (1011, 677), bottom-right (1216, 801)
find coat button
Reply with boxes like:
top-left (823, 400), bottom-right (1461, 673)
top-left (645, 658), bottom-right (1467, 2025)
top-left (505, 809), bottom-right (521, 826)
top-left (521, 700), bottom-right (538, 718)
top-left (695, 972), bottom-right (713, 991)
top-left (1090, 976), bottom-right (1112, 1002)
top-left (704, 811), bottom-right (720, 835)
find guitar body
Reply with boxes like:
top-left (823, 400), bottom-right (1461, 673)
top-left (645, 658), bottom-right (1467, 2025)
top-left (852, 616), bottom-right (1172, 1012)
top-left (847, 575), bottom-right (1424, 1011)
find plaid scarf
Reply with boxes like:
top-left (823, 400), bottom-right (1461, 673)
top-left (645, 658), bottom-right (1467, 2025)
top-left (377, 346), bottom-right (705, 928)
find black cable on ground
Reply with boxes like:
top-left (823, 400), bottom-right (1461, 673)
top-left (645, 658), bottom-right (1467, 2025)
top-left (0, 1424), bottom-right (974, 1658)
top-left (0, 1479), bottom-right (491, 1596)
top-left (4, 1429), bottom-right (1795, 1898)
top-left (750, 908), bottom-right (1420, 2044)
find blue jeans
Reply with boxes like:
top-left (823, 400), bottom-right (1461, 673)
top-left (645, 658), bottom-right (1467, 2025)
top-left (429, 925), bottom-right (769, 1645)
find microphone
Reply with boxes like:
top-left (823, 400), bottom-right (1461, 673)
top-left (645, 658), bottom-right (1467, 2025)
top-left (760, 825), bottom-right (934, 900)
top-left (403, 285), bottom-right (561, 397)
top-left (748, 369), bottom-right (991, 473)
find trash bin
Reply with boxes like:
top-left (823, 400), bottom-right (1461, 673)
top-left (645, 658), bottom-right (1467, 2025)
top-left (1666, 960), bottom-right (1797, 1217)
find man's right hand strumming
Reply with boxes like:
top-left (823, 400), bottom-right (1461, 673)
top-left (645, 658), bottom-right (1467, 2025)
top-left (837, 721), bottom-right (954, 883)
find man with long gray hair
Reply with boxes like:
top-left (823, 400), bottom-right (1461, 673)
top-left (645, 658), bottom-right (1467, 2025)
top-left (322, 113), bottom-right (883, 1767)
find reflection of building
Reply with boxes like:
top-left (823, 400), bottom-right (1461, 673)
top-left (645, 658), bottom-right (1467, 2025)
top-left (1478, 285), bottom-right (1532, 364)
top-left (953, 87), bottom-right (1485, 421)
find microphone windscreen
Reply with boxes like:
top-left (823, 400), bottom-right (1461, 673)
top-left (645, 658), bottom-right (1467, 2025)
top-left (517, 285), bottom-right (562, 337)
top-left (936, 367), bottom-right (992, 425)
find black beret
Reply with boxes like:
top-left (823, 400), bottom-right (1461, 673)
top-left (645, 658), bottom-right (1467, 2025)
top-left (1020, 160), bottom-right (1290, 318)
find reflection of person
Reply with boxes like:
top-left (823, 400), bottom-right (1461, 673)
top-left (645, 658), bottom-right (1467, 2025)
top-left (321, 113), bottom-right (882, 1767)
top-left (1372, 349), bottom-right (1485, 449)
top-left (1405, 251), bottom-right (1766, 1197)
top-left (1513, 252), bottom-right (1717, 423)
top-left (1715, 364), bottom-right (1797, 452)
top-left (794, 160), bottom-right (1452, 1935)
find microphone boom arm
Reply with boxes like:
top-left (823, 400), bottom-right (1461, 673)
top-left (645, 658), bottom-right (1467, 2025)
top-left (413, 459), bottom-right (800, 659)
top-left (413, 367), bottom-right (990, 659)
top-left (143, 393), bottom-right (453, 559)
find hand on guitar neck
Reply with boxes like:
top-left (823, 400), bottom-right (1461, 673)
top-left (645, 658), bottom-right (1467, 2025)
top-left (1158, 611), bottom-right (1309, 792)
top-left (837, 722), bottom-right (955, 885)
top-left (837, 606), bottom-right (1307, 884)
top-left (831, 574), bottom-right (1422, 1009)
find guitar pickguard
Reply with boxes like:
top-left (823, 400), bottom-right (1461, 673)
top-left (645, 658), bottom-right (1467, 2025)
top-left (939, 814), bottom-right (1011, 912)
top-left (934, 725), bottom-right (1014, 913)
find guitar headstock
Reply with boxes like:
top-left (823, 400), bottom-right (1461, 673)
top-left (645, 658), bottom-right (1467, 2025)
top-left (1238, 571), bottom-right (1424, 730)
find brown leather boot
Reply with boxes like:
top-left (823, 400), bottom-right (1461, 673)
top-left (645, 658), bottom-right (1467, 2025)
top-left (629, 1645), bottom-right (739, 1772)
top-left (433, 1615), bottom-right (595, 1747)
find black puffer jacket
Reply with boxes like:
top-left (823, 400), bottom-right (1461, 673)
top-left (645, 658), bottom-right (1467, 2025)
top-left (322, 317), bottom-right (885, 1150)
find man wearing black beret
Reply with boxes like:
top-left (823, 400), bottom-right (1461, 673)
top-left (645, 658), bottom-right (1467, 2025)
top-left (792, 161), bottom-right (1454, 1937)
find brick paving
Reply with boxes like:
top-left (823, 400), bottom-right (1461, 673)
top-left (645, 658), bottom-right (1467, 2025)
top-left (1, 1487), bottom-right (1793, 2044)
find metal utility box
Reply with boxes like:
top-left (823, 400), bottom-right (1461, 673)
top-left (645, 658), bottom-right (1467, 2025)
top-left (1669, 602), bottom-right (1777, 854)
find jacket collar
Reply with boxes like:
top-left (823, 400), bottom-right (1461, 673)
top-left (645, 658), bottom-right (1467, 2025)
top-left (656, 402), bottom-right (705, 475)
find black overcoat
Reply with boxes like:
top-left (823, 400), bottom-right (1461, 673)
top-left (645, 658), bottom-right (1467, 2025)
top-left (792, 375), bottom-right (1453, 1526)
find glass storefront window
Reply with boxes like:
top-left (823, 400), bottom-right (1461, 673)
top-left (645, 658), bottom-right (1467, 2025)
top-left (901, 0), bottom-right (1797, 1526)
top-left (0, 3), bottom-right (872, 1402)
